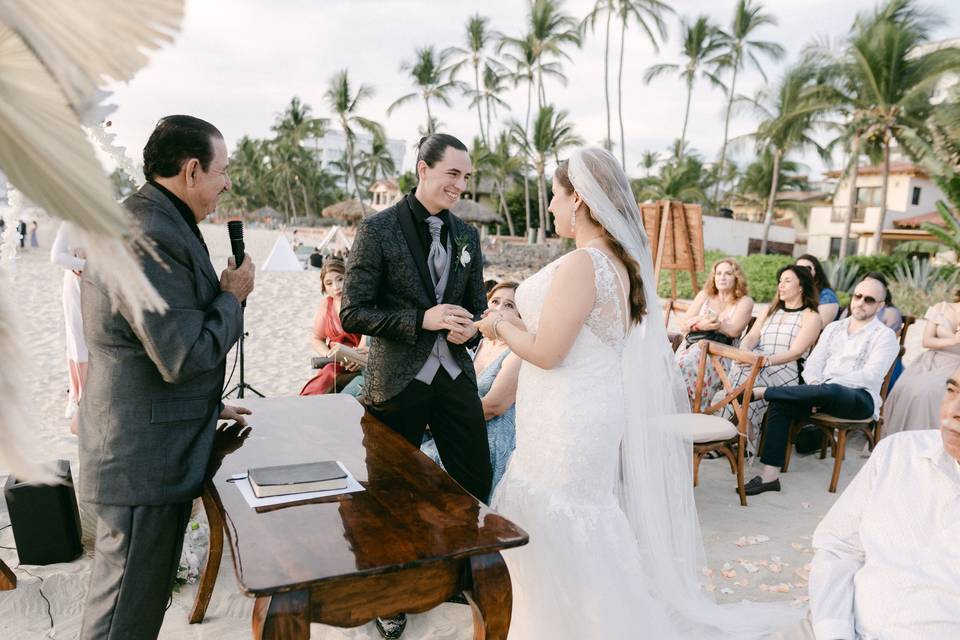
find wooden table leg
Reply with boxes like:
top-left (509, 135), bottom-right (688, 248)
top-left (253, 590), bottom-right (310, 640)
top-left (464, 552), bottom-right (512, 640)
top-left (0, 558), bottom-right (15, 590)
top-left (189, 486), bottom-right (223, 623)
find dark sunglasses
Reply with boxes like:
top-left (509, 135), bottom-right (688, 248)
top-left (852, 293), bottom-right (879, 305)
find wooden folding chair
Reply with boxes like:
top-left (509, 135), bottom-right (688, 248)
top-left (898, 315), bottom-right (915, 348)
top-left (668, 341), bottom-right (766, 506)
top-left (782, 346), bottom-right (905, 493)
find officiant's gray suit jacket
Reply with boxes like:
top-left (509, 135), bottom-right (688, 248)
top-left (78, 183), bottom-right (243, 506)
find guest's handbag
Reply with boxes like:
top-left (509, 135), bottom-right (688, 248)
top-left (684, 330), bottom-right (734, 347)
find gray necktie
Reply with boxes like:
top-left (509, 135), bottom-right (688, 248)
top-left (426, 215), bottom-right (447, 287)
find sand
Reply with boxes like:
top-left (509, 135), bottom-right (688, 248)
top-left (0, 224), bottom-right (928, 639)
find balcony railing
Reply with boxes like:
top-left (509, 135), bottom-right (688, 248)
top-left (829, 205), bottom-right (869, 224)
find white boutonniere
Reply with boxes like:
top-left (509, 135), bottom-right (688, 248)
top-left (455, 233), bottom-right (471, 267)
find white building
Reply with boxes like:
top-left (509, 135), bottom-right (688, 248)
top-left (703, 215), bottom-right (797, 257)
top-left (806, 161), bottom-right (946, 258)
top-left (305, 130), bottom-right (406, 181)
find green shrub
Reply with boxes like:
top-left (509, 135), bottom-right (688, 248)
top-left (890, 280), bottom-right (955, 318)
top-left (844, 255), bottom-right (907, 279)
top-left (656, 251), bottom-right (792, 303)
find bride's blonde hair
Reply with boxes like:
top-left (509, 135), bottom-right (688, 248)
top-left (554, 159), bottom-right (647, 324)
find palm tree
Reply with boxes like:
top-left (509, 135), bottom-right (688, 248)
top-left (325, 69), bottom-right (384, 209)
top-left (711, 0), bottom-right (785, 209)
top-left (388, 46), bottom-right (465, 136)
top-left (635, 155), bottom-right (710, 202)
top-left (448, 14), bottom-right (495, 146)
top-left (271, 97), bottom-right (329, 219)
top-left (582, 0), bottom-right (617, 152)
top-left (644, 15), bottom-right (726, 159)
top-left (638, 149), bottom-right (662, 176)
top-left (525, 0), bottom-right (581, 109)
top-left (359, 132), bottom-right (396, 195)
top-left (509, 105), bottom-right (583, 243)
top-left (737, 63), bottom-right (831, 252)
top-left (478, 62), bottom-right (512, 142)
top-left (845, 0), bottom-right (960, 254)
top-left (486, 131), bottom-right (523, 236)
top-left (612, 0), bottom-right (673, 169)
top-left (736, 149), bottom-right (809, 220)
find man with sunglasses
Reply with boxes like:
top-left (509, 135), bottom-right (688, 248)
top-left (744, 275), bottom-right (899, 495)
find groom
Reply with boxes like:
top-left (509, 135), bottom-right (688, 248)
top-left (341, 133), bottom-right (492, 504)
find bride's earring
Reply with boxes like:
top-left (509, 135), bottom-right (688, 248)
top-left (570, 207), bottom-right (577, 229)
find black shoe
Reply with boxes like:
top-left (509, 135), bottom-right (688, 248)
top-left (741, 475), bottom-right (781, 496)
top-left (376, 614), bottom-right (407, 639)
top-left (447, 592), bottom-right (469, 605)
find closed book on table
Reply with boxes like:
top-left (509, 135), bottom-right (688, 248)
top-left (247, 461), bottom-right (347, 498)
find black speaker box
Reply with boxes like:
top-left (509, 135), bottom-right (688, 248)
top-left (2, 459), bottom-right (83, 565)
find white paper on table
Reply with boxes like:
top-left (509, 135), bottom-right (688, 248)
top-left (229, 461), bottom-right (365, 509)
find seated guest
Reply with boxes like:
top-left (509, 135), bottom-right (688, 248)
top-left (809, 365), bottom-right (960, 639)
top-left (675, 258), bottom-right (754, 410)
top-left (837, 271), bottom-right (903, 332)
top-left (716, 265), bottom-right (820, 444)
top-left (796, 254), bottom-right (839, 329)
top-left (422, 282), bottom-right (524, 490)
top-left (883, 291), bottom-right (960, 436)
top-left (746, 275), bottom-right (899, 495)
top-left (300, 258), bottom-right (366, 395)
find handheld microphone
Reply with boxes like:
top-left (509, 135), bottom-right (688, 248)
top-left (227, 220), bottom-right (246, 308)
top-left (227, 220), bottom-right (245, 267)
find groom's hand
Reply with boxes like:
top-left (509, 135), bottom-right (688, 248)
top-left (423, 304), bottom-right (474, 332)
top-left (447, 321), bottom-right (478, 345)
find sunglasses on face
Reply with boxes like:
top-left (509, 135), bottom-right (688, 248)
top-left (852, 293), bottom-right (879, 305)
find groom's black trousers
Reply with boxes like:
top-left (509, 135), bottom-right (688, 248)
top-left (369, 368), bottom-right (492, 502)
top-left (760, 383), bottom-right (874, 468)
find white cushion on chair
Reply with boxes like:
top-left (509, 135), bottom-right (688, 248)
top-left (664, 413), bottom-right (739, 443)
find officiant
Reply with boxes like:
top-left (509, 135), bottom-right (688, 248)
top-left (77, 115), bottom-right (254, 640)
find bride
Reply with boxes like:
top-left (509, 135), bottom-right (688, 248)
top-left (475, 147), bottom-right (798, 638)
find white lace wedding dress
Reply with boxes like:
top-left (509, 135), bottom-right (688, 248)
top-left (492, 247), bottom-right (793, 639)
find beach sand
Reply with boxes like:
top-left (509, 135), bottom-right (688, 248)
top-left (0, 225), bottom-right (928, 639)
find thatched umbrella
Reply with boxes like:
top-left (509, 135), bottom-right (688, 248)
top-left (451, 198), bottom-right (500, 225)
top-left (321, 198), bottom-right (375, 222)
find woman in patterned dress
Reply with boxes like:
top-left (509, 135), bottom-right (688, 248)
top-left (718, 265), bottom-right (821, 443)
top-left (675, 258), bottom-right (754, 410)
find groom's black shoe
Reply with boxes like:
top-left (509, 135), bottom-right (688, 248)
top-left (741, 475), bottom-right (780, 496)
top-left (376, 614), bottom-right (407, 638)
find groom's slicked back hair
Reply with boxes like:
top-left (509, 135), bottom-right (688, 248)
top-left (143, 115), bottom-right (223, 180)
top-left (416, 133), bottom-right (468, 170)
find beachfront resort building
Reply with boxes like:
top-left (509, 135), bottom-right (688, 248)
top-left (806, 160), bottom-right (947, 258)
top-left (304, 130), bottom-right (406, 188)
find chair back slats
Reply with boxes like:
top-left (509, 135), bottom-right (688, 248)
top-left (694, 341), bottom-right (765, 436)
top-left (897, 316), bottom-right (915, 349)
top-left (879, 345), bottom-right (906, 400)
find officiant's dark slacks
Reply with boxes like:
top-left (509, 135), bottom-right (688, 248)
top-left (370, 368), bottom-right (492, 502)
top-left (80, 501), bottom-right (192, 640)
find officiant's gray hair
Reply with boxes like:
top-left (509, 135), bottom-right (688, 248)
top-left (415, 133), bottom-right (467, 169)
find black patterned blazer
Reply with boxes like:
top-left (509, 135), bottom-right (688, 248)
top-left (340, 196), bottom-right (487, 404)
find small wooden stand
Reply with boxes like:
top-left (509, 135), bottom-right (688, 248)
top-left (640, 200), bottom-right (705, 299)
top-left (0, 558), bottom-right (15, 590)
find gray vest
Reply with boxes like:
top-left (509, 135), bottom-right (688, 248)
top-left (415, 233), bottom-right (462, 384)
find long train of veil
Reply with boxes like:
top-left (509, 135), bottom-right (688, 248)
top-left (567, 147), bottom-right (800, 637)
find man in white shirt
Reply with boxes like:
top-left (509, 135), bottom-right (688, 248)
top-left (746, 275), bottom-right (899, 495)
top-left (808, 365), bottom-right (960, 639)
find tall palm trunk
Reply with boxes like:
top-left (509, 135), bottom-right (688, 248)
top-left (536, 157), bottom-right (547, 243)
top-left (712, 60), bottom-right (741, 209)
top-left (759, 148), bottom-right (782, 254)
top-left (679, 77), bottom-right (694, 158)
top-left (474, 60), bottom-right (486, 146)
top-left (617, 17), bottom-right (628, 169)
top-left (839, 134), bottom-right (861, 260)
top-left (299, 182), bottom-right (312, 218)
top-left (345, 137), bottom-right (364, 209)
top-left (424, 97), bottom-right (434, 135)
top-left (872, 135), bottom-right (891, 255)
top-left (523, 81), bottom-right (533, 242)
top-left (497, 182), bottom-right (516, 236)
top-left (603, 9), bottom-right (613, 149)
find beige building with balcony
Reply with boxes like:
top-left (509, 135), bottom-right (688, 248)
top-left (805, 161), bottom-right (946, 257)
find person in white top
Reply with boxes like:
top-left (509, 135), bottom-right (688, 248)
top-left (747, 275), bottom-right (899, 495)
top-left (809, 364), bottom-right (960, 639)
top-left (50, 221), bottom-right (87, 429)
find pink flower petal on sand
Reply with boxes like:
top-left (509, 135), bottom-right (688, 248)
top-left (721, 569), bottom-right (737, 579)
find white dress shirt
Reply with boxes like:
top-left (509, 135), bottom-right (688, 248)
top-left (810, 431), bottom-right (960, 639)
top-left (802, 317), bottom-right (899, 419)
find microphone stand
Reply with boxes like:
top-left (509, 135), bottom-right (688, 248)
top-left (223, 328), bottom-right (264, 399)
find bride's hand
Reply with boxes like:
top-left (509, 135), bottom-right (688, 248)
top-left (474, 311), bottom-right (503, 340)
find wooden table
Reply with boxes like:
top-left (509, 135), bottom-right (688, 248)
top-left (190, 395), bottom-right (528, 639)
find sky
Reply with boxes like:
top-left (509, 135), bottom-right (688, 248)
top-left (103, 0), bottom-right (960, 181)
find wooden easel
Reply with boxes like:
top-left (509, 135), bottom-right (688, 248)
top-left (641, 200), bottom-right (704, 299)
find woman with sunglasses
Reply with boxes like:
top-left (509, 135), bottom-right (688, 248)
top-left (883, 288), bottom-right (960, 437)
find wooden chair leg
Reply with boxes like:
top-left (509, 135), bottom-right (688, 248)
top-left (190, 486), bottom-right (224, 624)
top-left (0, 559), bottom-right (15, 591)
top-left (819, 431), bottom-right (829, 459)
top-left (692, 451), bottom-right (702, 487)
top-left (722, 445), bottom-right (738, 476)
top-left (736, 438), bottom-right (747, 507)
top-left (781, 421), bottom-right (796, 473)
top-left (829, 429), bottom-right (848, 493)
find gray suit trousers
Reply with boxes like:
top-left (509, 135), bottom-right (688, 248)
top-left (80, 502), bottom-right (192, 640)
